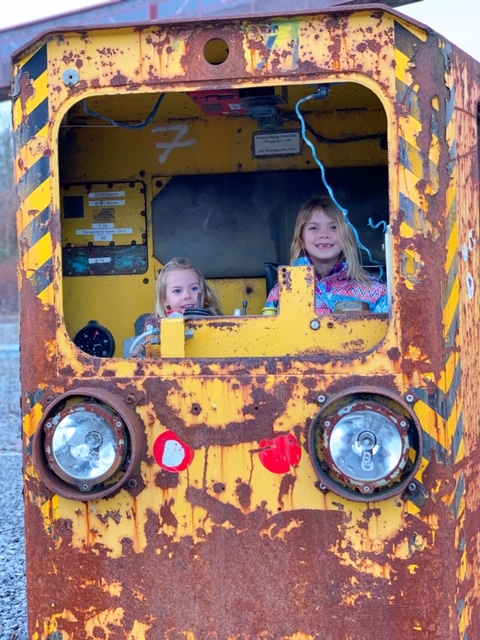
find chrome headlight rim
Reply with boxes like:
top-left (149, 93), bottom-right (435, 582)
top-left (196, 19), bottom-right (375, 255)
top-left (308, 387), bottom-right (423, 503)
top-left (33, 386), bottom-right (145, 501)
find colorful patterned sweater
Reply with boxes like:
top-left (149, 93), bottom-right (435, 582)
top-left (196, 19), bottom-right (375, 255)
top-left (264, 257), bottom-right (388, 314)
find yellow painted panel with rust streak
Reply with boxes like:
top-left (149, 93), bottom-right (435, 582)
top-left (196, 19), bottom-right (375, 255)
top-left (443, 275), bottom-right (460, 336)
top-left (445, 215), bottom-right (458, 273)
top-left (16, 178), bottom-right (51, 233)
top-left (44, 15), bottom-right (400, 110)
top-left (23, 401), bottom-right (45, 439)
top-left (22, 230), bottom-right (52, 271)
top-left (414, 399), bottom-right (449, 451)
top-left (394, 49), bottom-right (415, 87)
top-left (34, 426), bottom-right (409, 558)
top-left (148, 266), bottom-right (388, 358)
top-left (398, 165), bottom-right (429, 215)
top-left (13, 69), bottom-right (48, 125)
top-left (15, 124), bottom-right (50, 182)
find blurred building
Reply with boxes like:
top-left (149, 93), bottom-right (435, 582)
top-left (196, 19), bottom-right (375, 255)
top-left (0, 0), bottom-right (421, 99)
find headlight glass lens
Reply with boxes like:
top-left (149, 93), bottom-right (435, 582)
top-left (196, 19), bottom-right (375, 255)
top-left (328, 409), bottom-right (403, 482)
top-left (45, 403), bottom-right (126, 490)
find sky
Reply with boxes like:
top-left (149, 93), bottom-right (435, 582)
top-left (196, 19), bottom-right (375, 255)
top-left (0, 0), bottom-right (479, 58)
top-left (0, 1), bottom-right (103, 30)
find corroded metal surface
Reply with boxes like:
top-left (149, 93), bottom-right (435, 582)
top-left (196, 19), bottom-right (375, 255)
top-left (12, 5), bottom-right (480, 640)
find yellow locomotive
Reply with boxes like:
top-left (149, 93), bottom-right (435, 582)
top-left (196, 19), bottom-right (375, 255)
top-left (13, 4), bottom-right (479, 638)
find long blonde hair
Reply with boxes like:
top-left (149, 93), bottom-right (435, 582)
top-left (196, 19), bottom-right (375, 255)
top-left (290, 195), bottom-right (370, 283)
top-left (155, 257), bottom-right (223, 318)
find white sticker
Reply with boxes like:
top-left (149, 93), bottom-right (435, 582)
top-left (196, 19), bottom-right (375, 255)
top-left (88, 257), bottom-right (112, 264)
top-left (88, 191), bottom-right (125, 198)
top-left (76, 227), bottom-right (133, 236)
top-left (162, 440), bottom-right (185, 467)
top-left (89, 199), bottom-right (126, 206)
top-left (254, 131), bottom-right (301, 157)
top-left (467, 272), bottom-right (475, 299)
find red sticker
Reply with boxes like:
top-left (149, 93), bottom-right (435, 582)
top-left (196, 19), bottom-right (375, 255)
top-left (258, 434), bottom-right (302, 474)
top-left (153, 431), bottom-right (194, 472)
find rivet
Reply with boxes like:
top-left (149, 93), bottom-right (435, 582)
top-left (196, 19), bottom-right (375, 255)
top-left (405, 394), bottom-right (415, 403)
top-left (62, 68), bottom-right (80, 87)
top-left (310, 319), bottom-right (320, 330)
top-left (317, 394), bottom-right (326, 404)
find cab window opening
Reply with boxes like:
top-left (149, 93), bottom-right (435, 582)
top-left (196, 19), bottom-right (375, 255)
top-left (58, 80), bottom-right (390, 357)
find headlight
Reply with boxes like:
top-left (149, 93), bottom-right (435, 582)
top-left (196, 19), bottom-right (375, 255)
top-left (308, 390), bottom-right (422, 502)
top-left (33, 387), bottom-right (145, 500)
top-left (45, 404), bottom-right (126, 491)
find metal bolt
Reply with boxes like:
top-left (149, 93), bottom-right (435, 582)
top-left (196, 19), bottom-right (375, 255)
top-left (319, 483), bottom-right (327, 491)
top-left (46, 422), bottom-right (53, 429)
top-left (81, 484), bottom-right (90, 491)
top-left (363, 485), bottom-right (371, 493)
top-left (324, 420), bottom-right (331, 427)
top-left (310, 319), bottom-right (320, 330)
top-left (405, 394), bottom-right (415, 403)
top-left (127, 479), bottom-right (138, 489)
top-left (126, 394), bottom-right (135, 404)
top-left (115, 421), bottom-right (122, 428)
top-left (408, 482), bottom-right (417, 493)
top-left (317, 394), bottom-right (326, 404)
top-left (45, 396), bottom-right (53, 404)
top-left (400, 420), bottom-right (408, 428)
top-left (62, 68), bottom-right (80, 87)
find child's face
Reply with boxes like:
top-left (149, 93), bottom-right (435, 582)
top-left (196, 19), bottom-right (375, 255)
top-left (164, 268), bottom-right (203, 313)
top-left (302, 209), bottom-right (343, 270)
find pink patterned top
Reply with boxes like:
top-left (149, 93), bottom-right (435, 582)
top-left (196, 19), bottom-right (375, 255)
top-left (264, 257), bottom-right (388, 314)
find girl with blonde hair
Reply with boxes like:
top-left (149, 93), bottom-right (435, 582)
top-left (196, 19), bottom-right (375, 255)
top-left (265, 195), bottom-right (388, 314)
top-left (155, 257), bottom-right (222, 318)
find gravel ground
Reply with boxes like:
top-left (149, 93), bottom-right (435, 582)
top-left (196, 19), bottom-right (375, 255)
top-left (0, 319), bottom-right (27, 640)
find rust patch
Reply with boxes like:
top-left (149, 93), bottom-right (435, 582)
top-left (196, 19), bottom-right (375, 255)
top-left (278, 473), bottom-right (296, 508)
top-left (25, 489), bottom-right (460, 639)
top-left (160, 498), bottom-right (178, 528)
top-left (235, 481), bottom-right (252, 509)
top-left (96, 510), bottom-right (122, 525)
top-left (18, 72), bottom-right (35, 124)
top-left (394, 33), bottom-right (453, 382)
top-left (155, 469), bottom-right (180, 490)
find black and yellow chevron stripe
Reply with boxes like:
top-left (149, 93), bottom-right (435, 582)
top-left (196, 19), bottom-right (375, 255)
top-left (13, 44), bottom-right (53, 306)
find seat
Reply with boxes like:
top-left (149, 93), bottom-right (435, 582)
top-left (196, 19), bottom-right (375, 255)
top-left (134, 312), bottom-right (152, 336)
top-left (264, 262), bottom-right (279, 296)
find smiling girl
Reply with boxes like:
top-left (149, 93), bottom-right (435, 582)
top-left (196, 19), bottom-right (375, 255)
top-left (264, 196), bottom-right (388, 314)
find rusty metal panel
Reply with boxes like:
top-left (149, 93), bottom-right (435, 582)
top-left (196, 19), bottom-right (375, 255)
top-left (12, 6), bottom-right (480, 640)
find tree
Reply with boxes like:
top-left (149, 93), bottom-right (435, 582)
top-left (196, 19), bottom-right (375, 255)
top-left (0, 104), bottom-right (16, 261)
